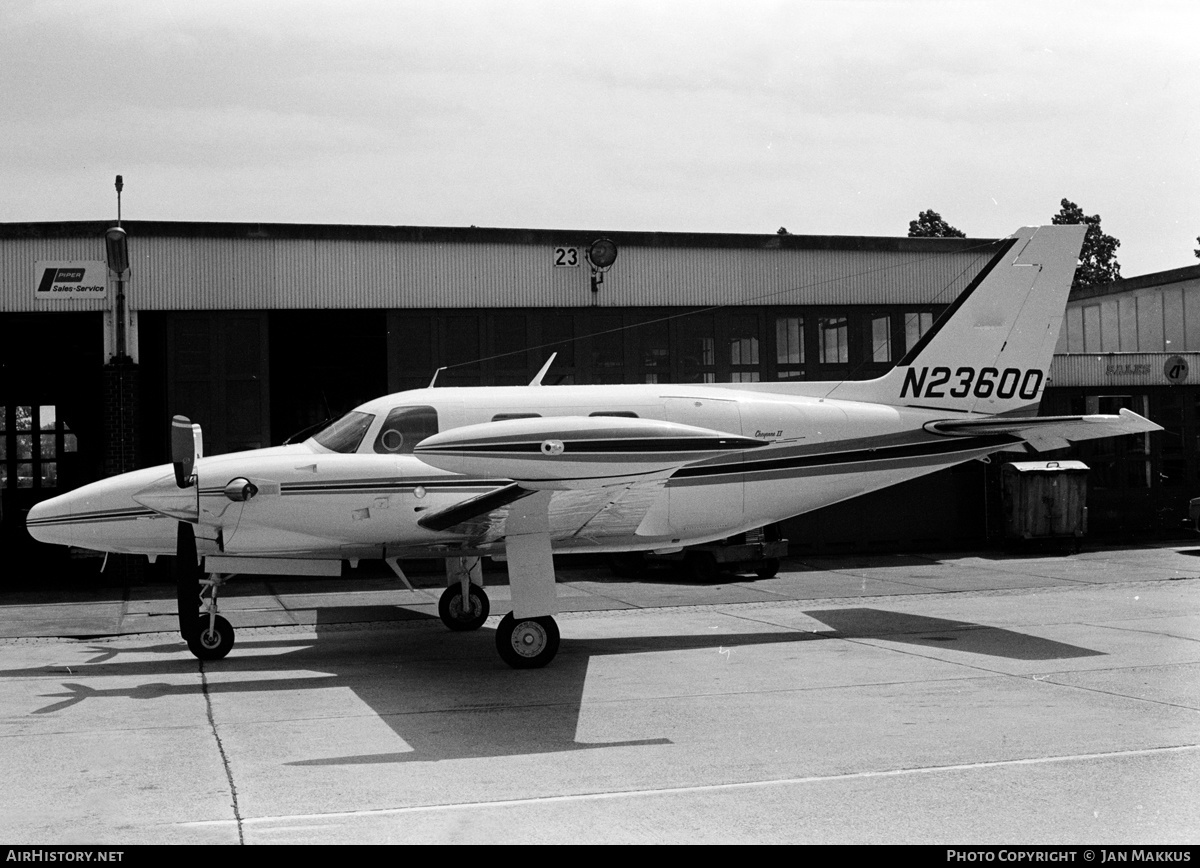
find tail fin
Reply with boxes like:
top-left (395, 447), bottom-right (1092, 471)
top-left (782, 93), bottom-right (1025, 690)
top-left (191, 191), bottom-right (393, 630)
top-left (830, 224), bottom-right (1086, 415)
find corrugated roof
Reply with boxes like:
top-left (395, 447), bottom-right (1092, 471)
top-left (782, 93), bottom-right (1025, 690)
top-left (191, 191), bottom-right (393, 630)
top-left (0, 219), bottom-right (1000, 254)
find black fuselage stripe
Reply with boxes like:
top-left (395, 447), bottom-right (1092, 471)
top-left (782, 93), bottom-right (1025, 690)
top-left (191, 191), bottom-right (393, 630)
top-left (28, 509), bottom-right (159, 526)
top-left (675, 434), bottom-right (1017, 479)
top-left (418, 437), bottom-right (763, 454)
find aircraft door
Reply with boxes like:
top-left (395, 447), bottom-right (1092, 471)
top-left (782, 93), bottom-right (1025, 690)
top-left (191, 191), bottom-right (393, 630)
top-left (662, 396), bottom-right (744, 533)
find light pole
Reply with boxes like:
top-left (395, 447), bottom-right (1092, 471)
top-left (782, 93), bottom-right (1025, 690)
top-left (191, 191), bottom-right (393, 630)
top-left (105, 175), bottom-right (130, 361)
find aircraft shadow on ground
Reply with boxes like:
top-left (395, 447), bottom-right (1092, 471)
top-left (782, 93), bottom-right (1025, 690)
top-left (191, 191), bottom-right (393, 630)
top-left (13, 602), bottom-right (1101, 764)
top-left (803, 608), bottom-right (1105, 661)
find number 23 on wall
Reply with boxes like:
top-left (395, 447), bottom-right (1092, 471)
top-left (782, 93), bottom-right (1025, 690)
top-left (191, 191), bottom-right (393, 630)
top-left (553, 247), bottom-right (579, 268)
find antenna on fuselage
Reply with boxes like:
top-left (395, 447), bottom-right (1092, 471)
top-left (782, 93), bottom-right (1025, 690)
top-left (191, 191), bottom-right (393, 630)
top-left (428, 366), bottom-right (447, 388)
top-left (528, 353), bottom-right (557, 386)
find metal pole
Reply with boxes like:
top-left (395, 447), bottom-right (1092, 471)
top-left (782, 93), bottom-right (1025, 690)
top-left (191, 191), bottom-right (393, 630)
top-left (114, 175), bottom-right (126, 360)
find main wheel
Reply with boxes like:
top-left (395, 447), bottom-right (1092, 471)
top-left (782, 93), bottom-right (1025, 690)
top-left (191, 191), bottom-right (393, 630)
top-left (495, 612), bottom-right (560, 669)
top-left (187, 614), bottom-right (235, 661)
top-left (685, 551), bottom-right (720, 583)
top-left (438, 583), bottom-right (490, 631)
top-left (607, 552), bottom-right (645, 579)
top-left (755, 558), bottom-right (780, 579)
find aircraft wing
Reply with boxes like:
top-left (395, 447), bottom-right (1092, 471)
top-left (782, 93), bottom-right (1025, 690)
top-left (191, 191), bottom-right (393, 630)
top-left (416, 479), bottom-right (666, 547)
top-left (925, 408), bottom-right (1161, 452)
top-left (412, 415), bottom-right (765, 545)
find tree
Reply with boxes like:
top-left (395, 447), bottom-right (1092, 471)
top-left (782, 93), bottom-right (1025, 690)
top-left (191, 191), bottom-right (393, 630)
top-left (1194, 236), bottom-right (1199, 259)
top-left (1051, 199), bottom-right (1121, 290)
top-left (908, 210), bottom-right (966, 238)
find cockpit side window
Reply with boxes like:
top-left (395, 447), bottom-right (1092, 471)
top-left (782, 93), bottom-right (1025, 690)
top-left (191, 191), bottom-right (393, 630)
top-left (373, 406), bottom-right (439, 454)
top-left (311, 411), bottom-right (375, 454)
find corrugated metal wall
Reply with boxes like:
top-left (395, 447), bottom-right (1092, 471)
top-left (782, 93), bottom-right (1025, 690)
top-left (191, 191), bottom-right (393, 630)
top-left (1048, 352), bottom-right (1200, 387)
top-left (0, 235), bottom-right (110, 313)
top-left (1060, 276), bottom-right (1200, 355)
top-left (0, 225), bottom-right (993, 314)
top-left (1, 226), bottom-right (993, 313)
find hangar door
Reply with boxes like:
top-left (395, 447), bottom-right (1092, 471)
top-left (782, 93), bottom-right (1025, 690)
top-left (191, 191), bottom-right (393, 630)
top-left (166, 313), bottom-right (270, 455)
top-left (0, 313), bottom-right (102, 577)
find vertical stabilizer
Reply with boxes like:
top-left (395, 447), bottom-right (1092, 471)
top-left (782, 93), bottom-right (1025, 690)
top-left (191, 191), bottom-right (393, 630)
top-left (830, 224), bottom-right (1086, 415)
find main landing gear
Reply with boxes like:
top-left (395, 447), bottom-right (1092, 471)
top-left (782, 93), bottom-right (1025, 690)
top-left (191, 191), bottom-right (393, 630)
top-left (436, 506), bottom-right (564, 670)
top-left (494, 612), bottom-right (560, 669)
top-left (434, 579), bottom-right (560, 669)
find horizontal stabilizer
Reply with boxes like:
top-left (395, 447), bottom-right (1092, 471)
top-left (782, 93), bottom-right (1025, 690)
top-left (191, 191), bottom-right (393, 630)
top-left (926, 408), bottom-right (1161, 452)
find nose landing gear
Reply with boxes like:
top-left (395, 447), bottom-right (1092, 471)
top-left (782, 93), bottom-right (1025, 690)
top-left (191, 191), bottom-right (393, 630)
top-left (188, 613), bottom-right (235, 661)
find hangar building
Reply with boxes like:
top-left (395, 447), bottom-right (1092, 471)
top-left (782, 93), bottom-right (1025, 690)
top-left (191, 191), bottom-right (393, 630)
top-left (1, 220), bottom-right (1196, 577)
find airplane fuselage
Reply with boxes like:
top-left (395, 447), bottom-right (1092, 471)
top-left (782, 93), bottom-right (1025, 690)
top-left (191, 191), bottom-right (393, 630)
top-left (28, 382), bottom-right (1011, 564)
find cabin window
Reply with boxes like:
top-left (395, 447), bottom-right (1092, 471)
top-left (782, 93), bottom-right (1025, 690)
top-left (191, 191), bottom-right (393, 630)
top-left (590, 411), bottom-right (638, 418)
top-left (492, 413), bottom-right (541, 421)
top-left (312, 411), bottom-right (375, 454)
top-left (373, 406), bottom-right (439, 454)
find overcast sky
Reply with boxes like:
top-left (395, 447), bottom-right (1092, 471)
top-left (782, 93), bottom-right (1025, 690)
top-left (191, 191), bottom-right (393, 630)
top-left (2, 0), bottom-right (1195, 278)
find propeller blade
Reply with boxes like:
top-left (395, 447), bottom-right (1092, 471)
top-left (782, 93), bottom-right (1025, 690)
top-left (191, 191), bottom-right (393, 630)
top-left (171, 415), bottom-right (197, 488)
top-left (175, 521), bottom-right (201, 640)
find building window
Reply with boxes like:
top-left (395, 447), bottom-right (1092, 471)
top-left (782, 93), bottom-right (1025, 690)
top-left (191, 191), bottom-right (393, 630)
top-left (679, 316), bottom-right (717, 383)
top-left (634, 318), bottom-right (670, 384)
top-left (729, 314), bottom-right (761, 382)
top-left (868, 314), bottom-right (892, 363)
top-left (903, 311), bottom-right (934, 354)
top-left (775, 316), bottom-right (804, 379)
top-left (819, 316), bottom-right (848, 364)
top-left (588, 314), bottom-right (624, 384)
top-left (1, 404), bottom-right (75, 490)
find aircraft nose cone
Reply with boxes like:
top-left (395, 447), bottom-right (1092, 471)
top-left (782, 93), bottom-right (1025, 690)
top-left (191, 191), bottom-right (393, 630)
top-left (25, 492), bottom-right (76, 545)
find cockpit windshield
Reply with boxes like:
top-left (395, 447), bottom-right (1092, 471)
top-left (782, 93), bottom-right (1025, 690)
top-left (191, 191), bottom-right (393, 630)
top-left (310, 410), bottom-right (375, 454)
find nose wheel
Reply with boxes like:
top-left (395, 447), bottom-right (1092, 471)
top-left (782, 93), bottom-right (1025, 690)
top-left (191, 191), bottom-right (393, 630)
top-left (187, 614), bottom-right (235, 661)
top-left (495, 612), bottom-right (560, 669)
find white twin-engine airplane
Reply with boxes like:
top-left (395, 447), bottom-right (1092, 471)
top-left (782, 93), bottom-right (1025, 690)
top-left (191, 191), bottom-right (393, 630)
top-left (28, 225), bottom-right (1159, 668)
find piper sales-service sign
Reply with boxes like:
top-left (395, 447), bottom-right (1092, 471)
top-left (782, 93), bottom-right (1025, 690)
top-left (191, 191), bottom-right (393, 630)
top-left (35, 261), bottom-right (108, 299)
